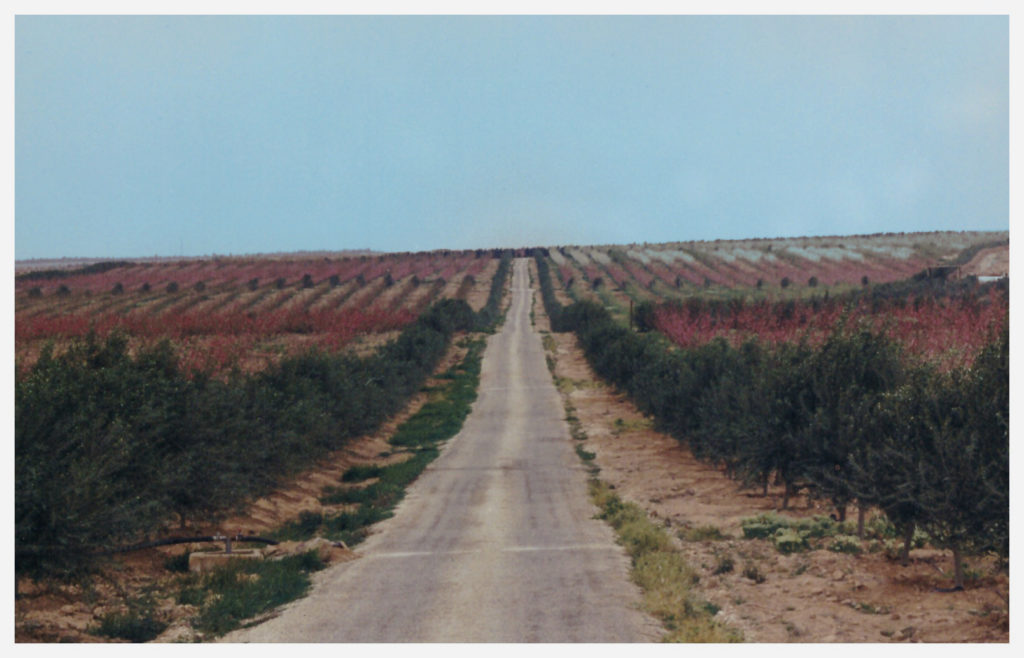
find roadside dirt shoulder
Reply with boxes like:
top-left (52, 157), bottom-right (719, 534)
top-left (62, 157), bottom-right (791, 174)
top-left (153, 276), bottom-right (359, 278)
top-left (544, 329), bottom-right (1008, 643)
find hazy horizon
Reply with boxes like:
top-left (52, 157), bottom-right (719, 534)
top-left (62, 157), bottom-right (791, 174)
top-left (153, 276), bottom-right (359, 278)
top-left (13, 227), bottom-right (1009, 267)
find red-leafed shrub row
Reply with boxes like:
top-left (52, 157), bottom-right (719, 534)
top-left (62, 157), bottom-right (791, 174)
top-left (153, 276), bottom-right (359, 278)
top-left (14, 250), bottom-right (514, 381)
top-left (652, 284), bottom-right (1007, 369)
top-left (16, 251), bottom-right (488, 294)
top-left (16, 306), bottom-right (415, 343)
top-left (602, 262), bottom-right (632, 289)
top-left (582, 264), bottom-right (604, 287)
top-left (15, 252), bottom-right (516, 377)
top-left (557, 265), bottom-right (576, 287)
top-left (16, 306), bottom-right (418, 376)
top-left (619, 260), bottom-right (655, 289)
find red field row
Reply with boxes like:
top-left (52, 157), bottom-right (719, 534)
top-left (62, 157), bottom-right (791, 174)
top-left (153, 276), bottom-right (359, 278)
top-left (653, 287), bottom-right (1008, 369)
top-left (16, 306), bottom-right (415, 342)
top-left (15, 251), bottom-right (504, 375)
top-left (15, 251), bottom-right (493, 294)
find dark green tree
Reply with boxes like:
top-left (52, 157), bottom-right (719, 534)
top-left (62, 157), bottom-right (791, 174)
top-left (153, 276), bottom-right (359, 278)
top-left (846, 366), bottom-right (937, 564)
top-left (802, 327), bottom-right (906, 523)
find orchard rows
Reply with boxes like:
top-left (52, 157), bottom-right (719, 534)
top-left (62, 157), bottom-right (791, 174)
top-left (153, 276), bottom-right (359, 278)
top-left (538, 231), bottom-right (1007, 368)
top-left (543, 231), bottom-right (998, 304)
top-left (15, 251), bottom-right (501, 374)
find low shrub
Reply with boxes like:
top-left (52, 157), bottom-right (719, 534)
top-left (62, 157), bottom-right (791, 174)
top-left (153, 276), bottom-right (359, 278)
top-left (272, 511), bottom-right (325, 542)
top-left (575, 444), bottom-right (596, 461)
top-left (742, 563), bottom-right (766, 584)
top-left (322, 449), bottom-right (437, 507)
top-left (773, 529), bottom-right (809, 554)
top-left (740, 513), bottom-right (851, 554)
top-left (186, 551), bottom-right (325, 636)
top-left (618, 518), bottom-right (672, 559)
top-left (340, 464), bottom-right (383, 483)
top-left (828, 535), bottom-right (863, 555)
top-left (864, 514), bottom-right (900, 540)
top-left (321, 506), bottom-right (392, 545)
top-left (712, 552), bottom-right (735, 575)
top-left (89, 596), bottom-right (167, 643)
top-left (163, 551), bottom-right (192, 573)
top-left (791, 516), bottom-right (844, 539)
top-left (682, 525), bottom-right (731, 542)
top-left (740, 513), bottom-right (791, 539)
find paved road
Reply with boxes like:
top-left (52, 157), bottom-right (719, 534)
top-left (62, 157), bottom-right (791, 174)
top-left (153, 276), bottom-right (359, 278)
top-left (224, 258), bottom-right (659, 642)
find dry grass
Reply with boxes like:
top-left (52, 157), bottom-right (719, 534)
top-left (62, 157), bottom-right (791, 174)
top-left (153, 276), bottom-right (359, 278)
top-left (588, 480), bottom-right (742, 642)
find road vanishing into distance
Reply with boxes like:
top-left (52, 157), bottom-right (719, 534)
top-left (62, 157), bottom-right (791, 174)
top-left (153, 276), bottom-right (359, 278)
top-left (225, 259), bottom-right (659, 642)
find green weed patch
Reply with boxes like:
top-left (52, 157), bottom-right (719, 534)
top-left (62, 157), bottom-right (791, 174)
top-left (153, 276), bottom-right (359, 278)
top-left (589, 480), bottom-right (741, 643)
top-left (177, 551), bottom-right (325, 637)
top-left (680, 525), bottom-right (731, 542)
top-left (740, 513), bottom-right (870, 555)
top-left (389, 340), bottom-right (483, 449)
top-left (274, 340), bottom-right (484, 546)
top-left (89, 595), bottom-right (167, 643)
top-left (340, 464), bottom-right (383, 483)
top-left (574, 444), bottom-right (596, 461)
top-left (321, 448), bottom-right (439, 506)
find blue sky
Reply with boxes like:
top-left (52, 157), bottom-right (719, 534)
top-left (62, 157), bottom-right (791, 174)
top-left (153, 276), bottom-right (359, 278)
top-left (15, 14), bottom-right (1009, 259)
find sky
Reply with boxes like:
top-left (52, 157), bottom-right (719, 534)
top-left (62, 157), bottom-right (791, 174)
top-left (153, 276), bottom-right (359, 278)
top-left (14, 12), bottom-right (1010, 259)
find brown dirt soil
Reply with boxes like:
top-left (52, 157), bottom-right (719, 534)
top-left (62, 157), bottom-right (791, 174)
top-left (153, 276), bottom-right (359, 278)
top-left (367, 275), bottom-right (415, 310)
top-left (15, 339), bottom-right (471, 643)
top-left (961, 245), bottom-right (1009, 278)
top-left (463, 258), bottom-right (501, 311)
top-left (542, 326), bottom-right (1009, 643)
top-left (304, 280), bottom-right (360, 311)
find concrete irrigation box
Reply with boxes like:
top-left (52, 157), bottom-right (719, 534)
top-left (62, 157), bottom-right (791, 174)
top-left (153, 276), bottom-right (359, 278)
top-left (189, 548), bottom-right (264, 573)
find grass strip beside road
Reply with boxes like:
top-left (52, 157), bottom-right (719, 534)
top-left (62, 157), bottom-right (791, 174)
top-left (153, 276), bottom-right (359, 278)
top-left (274, 337), bottom-right (486, 546)
top-left (588, 481), bottom-right (741, 643)
top-left (175, 551), bottom-right (327, 637)
top-left (543, 328), bottom-right (741, 642)
top-left (88, 550), bottom-right (328, 642)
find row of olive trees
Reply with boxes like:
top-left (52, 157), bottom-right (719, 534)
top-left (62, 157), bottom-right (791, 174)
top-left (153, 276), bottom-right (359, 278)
top-left (536, 256), bottom-right (1007, 589)
top-left (15, 300), bottom-right (464, 579)
top-left (16, 260), bottom-right (514, 581)
top-left (474, 253), bottom-right (512, 329)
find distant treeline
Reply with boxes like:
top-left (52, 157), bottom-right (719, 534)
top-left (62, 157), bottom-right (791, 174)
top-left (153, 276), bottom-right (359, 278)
top-left (16, 261), bottom-right (134, 282)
